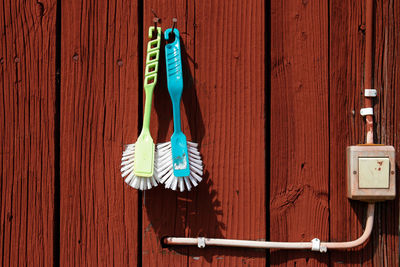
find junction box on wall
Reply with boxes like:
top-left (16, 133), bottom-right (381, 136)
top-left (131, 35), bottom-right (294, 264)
top-left (347, 145), bottom-right (396, 201)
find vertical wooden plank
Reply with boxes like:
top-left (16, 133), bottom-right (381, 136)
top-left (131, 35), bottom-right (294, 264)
top-left (60, 0), bottom-right (139, 265)
top-left (330, 0), bottom-right (399, 266)
top-left (142, 0), bottom-right (266, 266)
top-left (0, 0), bottom-right (56, 266)
top-left (188, 0), bottom-right (266, 266)
top-left (270, 1), bottom-right (329, 266)
top-left (329, 1), bottom-right (372, 266)
top-left (372, 0), bottom-right (399, 266)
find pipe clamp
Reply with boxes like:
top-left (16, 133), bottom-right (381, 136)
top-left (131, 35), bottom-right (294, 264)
top-left (198, 237), bottom-right (206, 248)
top-left (311, 238), bottom-right (327, 253)
top-left (364, 89), bottom-right (377, 97)
top-left (360, 107), bottom-right (373, 116)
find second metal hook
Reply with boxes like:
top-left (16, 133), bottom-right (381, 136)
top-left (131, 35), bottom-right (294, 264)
top-left (165, 18), bottom-right (178, 43)
top-left (152, 17), bottom-right (159, 38)
top-left (171, 18), bottom-right (177, 32)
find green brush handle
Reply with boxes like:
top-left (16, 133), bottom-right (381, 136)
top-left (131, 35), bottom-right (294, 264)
top-left (142, 83), bottom-right (155, 133)
top-left (141, 26), bottom-right (161, 133)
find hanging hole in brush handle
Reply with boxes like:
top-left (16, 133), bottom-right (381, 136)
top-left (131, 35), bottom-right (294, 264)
top-left (166, 18), bottom-right (177, 43)
top-left (167, 32), bottom-right (176, 44)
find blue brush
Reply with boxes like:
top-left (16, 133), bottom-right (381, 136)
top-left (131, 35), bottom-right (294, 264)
top-left (156, 28), bottom-right (203, 191)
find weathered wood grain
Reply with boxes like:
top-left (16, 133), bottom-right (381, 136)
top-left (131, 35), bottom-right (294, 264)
top-left (188, 1), bottom-right (267, 266)
top-left (60, 0), bottom-right (139, 265)
top-left (188, 0), bottom-right (266, 265)
top-left (142, 0), bottom-right (266, 266)
top-left (270, 1), bottom-right (330, 266)
top-left (0, 0), bottom-right (56, 266)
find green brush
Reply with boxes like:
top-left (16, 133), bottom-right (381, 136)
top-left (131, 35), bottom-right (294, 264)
top-left (121, 26), bottom-right (161, 190)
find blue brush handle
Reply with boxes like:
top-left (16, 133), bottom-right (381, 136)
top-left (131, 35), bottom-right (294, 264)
top-left (165, 28), bottom-right (190, 177)
top-left (165, 28), bottom-right (184, 134)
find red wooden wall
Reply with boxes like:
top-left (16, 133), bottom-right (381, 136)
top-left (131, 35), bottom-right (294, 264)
top-left (0, 0), bottom-right (399, 266)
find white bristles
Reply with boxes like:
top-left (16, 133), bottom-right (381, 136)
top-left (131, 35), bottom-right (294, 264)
top-left (122, 144), bottom-right (135, 156)
top-left (171, 177), bottom-right (178, 191)
top-left (183, 176), bottom-right (192, 191)
top-left (121, 144), bottom-right (159, 190)
top-left (155, 141), bottom-right (203, 192)
top-left (189, 175), bottom-right (198, 187)
top-left (121, 164), bottom-right (135, 176)
top-left (187, 141), bottom-right (198, 147)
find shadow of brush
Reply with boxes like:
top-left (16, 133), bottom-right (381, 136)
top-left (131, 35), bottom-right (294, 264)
top-left (153, 36), bottom-right (172, 142)
top-left (180, 38), bottom-right (205, 146)
top-left (165, 171), bottom-right (267, 262)
top-left (144, 172), bottom-right (226, 262)
top-left (153, 32), bottom-right (205, 145)
top-left (144, 34), bottom-right (226, 263)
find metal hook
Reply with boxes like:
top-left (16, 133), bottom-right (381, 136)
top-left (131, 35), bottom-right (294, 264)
top-left (165, 18), bottom-right (178, 42)
top-left (171, 18), bottom-right (177, 32)
top-left (151, 8), bottom-right (158, 18)
top-left (153, 17), bottom-right (159, 38)
top-left (153, 17), bottom-right (159, 28)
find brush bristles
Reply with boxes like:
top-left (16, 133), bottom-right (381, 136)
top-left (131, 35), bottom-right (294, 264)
top-left (121, 144), bottom-right (158, 190)
top-left (156, 141), bottom-right (203, 192)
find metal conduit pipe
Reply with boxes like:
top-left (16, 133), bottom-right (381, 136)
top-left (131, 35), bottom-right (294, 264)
top-left (364, 0), bottom-right (374, 144)
top-left (163, 204), bottom-right (374, 252)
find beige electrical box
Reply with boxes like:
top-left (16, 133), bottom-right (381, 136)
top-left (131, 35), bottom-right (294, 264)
top-left (347, 145), bottom-right (396, 201)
